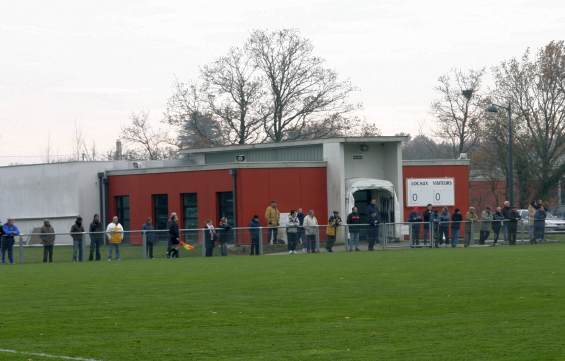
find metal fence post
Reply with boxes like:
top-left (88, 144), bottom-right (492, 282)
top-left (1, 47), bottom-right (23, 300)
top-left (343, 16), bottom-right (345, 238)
top-left (142, 231), bottom-right (147, 259)
top-left (201, 229), bottom-right (206, 257)
top-left (18, 235), bottom-right (24, 264)
top-left (259, 227), bottom-right (264, 255)
top-left (81, 233), bottom-right (86, 262)
top-left (315, 228), bottom-right (320, 253)
top-left (382, 223), bottom-right (387, 250)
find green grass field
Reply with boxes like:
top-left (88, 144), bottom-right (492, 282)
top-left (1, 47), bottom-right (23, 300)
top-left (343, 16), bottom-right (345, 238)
top-left (1, 244), bottom-right (565, 361)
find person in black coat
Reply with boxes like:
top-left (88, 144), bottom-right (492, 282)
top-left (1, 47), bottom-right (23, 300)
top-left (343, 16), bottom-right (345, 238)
top-left (204, 219), bottom-right (216, 257)
top-left (451, 208), bottom-right (463, 247)
top-left (88, 214), bottom-right (104, 261)
top-left (491, 207), bottom-right (504, 246)
top-left (248, 215), bottom-right (261, 255)
top-left (408, 208), bottom-right (422, 246)
top-left (218, 217), bottom-right (231, 256)
top-left (167, 213), bottom-right (180, 259)
top-left (422, 204), bottom-right (433, 246)
top-left (367, 211), bottom-right (379, 251)
top-left (507, 207), bottom-right (520, 245)
top-left (501, 201), bottom-right (512, 243)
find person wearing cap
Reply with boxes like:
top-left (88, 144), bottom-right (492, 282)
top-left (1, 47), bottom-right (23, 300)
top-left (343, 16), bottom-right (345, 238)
top-left (248, 215), bottom-right (261, 256)
top-left (40, 219), bottom-right (55, 263)
top-left (89, 214), bottom-right (104, 261)
top-left (326, 211), bottom-right (342, 252)
top-left (70, 216), bottom-right (85, 262)
top-left (2, 218), bottom-right (20, 264)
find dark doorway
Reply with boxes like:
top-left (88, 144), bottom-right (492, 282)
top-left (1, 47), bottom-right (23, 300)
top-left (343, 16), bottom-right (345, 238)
top-left (217, 192), bottom-right (234, 224)
top-left (115, 195), bottom-right (130, 242)
top-left (152, 194), bottom-right (169, 242)
top-left (182, 193), bottom-right (198, 242)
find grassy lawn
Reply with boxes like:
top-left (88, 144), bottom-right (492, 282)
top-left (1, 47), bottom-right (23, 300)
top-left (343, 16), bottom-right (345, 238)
top-left (1, 244), bottom-right (565, 360)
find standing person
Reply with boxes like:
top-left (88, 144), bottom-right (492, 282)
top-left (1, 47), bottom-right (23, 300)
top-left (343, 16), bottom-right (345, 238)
top-left (106, 216), bottom-right (124, 261)
top-left (0, 221), bottom-right (4, 261)
top-left (248, 215), bottom-right (261, 256)
top-left (167, 213), bottom-right (180, 259)
top-left (1, 219), bottom-right (20, 264)
top-left (88, 214), bottom-right (104, 261)
top-left (501, 201), bottom-right (512, 244)
top-left (408, 207), bottom-right (422, 246)
top-left (218, 216), bottom-right (231, 256)
top-left (204, 219), bottom-right (216, 257)
top-left (508, 207), bottom-right (520, 245)
top-left (264, 201), bottom-right (280, 244)
top-left (479, 206), bottom-right (493, 245)
top-left (533, 205), bottom-right (546, 244)
top-left (451, 209), bottom-right (463, 247)
top-left (286, 210), bottom-right (299, 255)
top-left (326, 211), bottom-right (342, 253)
top-left (464, 207), bottom-right (479, 247)
top-left (527, 201), bottom-right (540, 243)
top-left (367, 199), bottom-right (378, 217)
top-left (492, 207), bottom-right (504, 246)
top-left (303, 209), bottom-right (319, 253)
top-left (422, 204), bottom-right (433, 246)
top-left (438, 207), bottom-right (450, 247)
top-left (297, 208), bottom-right (305, 249)
top-left (70, 216), bottom-right (85, 262)
top-left (40, 219), bottom-right (55, 263)
top-left (142, 217), bottom-right (156, 259)
top-left (367, 211), bottom-right (380, 251)
top-left (431, 209), bottom-right (440, 247)
top-left (347, 207), bottom-right (362, 252)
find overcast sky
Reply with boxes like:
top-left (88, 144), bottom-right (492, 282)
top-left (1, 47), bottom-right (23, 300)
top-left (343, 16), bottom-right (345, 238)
top-left (0, 0), bottom-right (563, 164)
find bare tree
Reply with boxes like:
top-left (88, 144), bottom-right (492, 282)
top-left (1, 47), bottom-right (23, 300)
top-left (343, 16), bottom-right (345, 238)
top-left (401, 134), bottom-right (453, 160)
top-left (202, 47), bottom-right (265, 144)
top-left (493, 41), bottom-right (565, 201)
top-left (165, 81), bottom-right (227, 148)
top-left (246, 29), bottom-right (357, 142)
top-left (122, 111), bottom-right (175, 160)
top-left (432, 68), bottom-right (486, 157)
top-left (72, 121), bottom-right (89, 161)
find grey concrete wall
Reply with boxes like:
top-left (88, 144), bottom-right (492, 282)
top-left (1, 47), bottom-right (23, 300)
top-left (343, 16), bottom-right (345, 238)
top-left (323, 142), bottom-right (345, 217)
top-left (0, 160), bottom-right (176, 240)
top-left (343, 143), bottom-right (386, 179)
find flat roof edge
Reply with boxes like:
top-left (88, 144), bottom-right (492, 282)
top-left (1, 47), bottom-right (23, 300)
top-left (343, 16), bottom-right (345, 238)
top-left (180, 136), bottom-right (407, 154)
top-left (106, 161), bottom-right (327, 176)
top-left (403, 159), bottom-right (470, 166)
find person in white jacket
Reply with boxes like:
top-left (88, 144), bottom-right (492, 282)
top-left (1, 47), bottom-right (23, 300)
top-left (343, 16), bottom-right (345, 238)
top-left (303, 209), bottom-right (319, 253)
top-left (106, 216), bottom-right (124, 261)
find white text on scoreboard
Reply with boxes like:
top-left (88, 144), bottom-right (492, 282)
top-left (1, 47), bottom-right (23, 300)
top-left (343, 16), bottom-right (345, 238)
top-left (406, 178), bottom-right (455, 207)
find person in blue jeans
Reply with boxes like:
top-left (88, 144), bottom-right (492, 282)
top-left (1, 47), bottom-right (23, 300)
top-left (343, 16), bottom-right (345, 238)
top-left (451, 208), bottom-right (462, 247)
top-left (2, 218), bottom-right (20, 264)
top-left (70, 216), bottom-right (85, 262)
top-left (347, 207), bottom-right (362, 251)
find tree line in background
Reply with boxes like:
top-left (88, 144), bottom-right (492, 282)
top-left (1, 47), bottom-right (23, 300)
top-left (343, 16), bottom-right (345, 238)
top-left (113, 34), bottom-right (565, 205)
top-left (431, 41), bottom-right (565, 205)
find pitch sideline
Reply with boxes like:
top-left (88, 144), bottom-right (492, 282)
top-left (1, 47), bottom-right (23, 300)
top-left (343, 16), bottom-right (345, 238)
top-left (0, 348), bottom-right (103, 361)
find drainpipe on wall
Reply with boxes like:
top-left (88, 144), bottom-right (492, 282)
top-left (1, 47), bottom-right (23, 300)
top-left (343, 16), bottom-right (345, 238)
top-left (230, 168), bottom-right (238, 245)
top-left (97, 172), bottom-right (109, 229)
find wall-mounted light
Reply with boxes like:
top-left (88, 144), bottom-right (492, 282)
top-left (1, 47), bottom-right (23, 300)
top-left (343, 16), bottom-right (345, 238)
top-left (235, 155), bottom-right (246, 162)
top-left (360, 144), bottom-right (369, 152)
